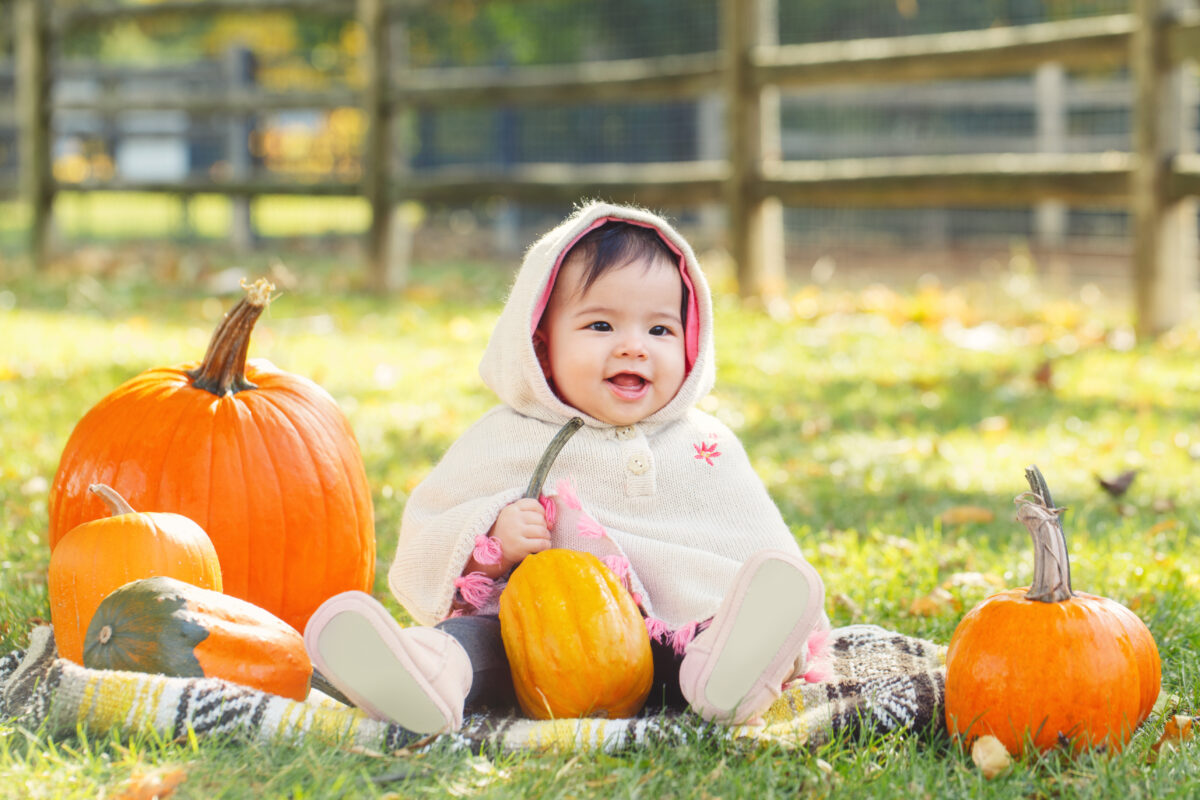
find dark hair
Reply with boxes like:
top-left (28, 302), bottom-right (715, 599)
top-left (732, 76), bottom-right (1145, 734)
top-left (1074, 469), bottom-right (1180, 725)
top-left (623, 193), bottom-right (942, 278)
top-left (563, 220), bottom-right (688, 323)
top-left (566, 221), bottom-right (679, 294)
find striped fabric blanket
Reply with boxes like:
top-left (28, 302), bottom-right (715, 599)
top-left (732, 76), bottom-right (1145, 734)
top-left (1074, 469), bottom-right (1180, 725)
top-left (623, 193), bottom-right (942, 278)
top-left (0, 624), bottom-right (945, 754)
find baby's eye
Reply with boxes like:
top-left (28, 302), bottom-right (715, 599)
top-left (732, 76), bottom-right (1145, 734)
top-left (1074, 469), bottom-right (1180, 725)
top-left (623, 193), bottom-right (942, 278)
top-left (587, 321), bottom-right (612, 332)
top-left (649, 325), bottom-right (673, 336)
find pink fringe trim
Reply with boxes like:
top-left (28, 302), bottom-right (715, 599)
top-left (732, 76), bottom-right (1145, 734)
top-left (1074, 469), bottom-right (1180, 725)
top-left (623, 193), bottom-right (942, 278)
top-left (538, 494), bottom-right (557, 528)
top-left (577, 514), bottom-right (605, 538)
top-left (802, 628), bottom-right (833, 683)
top-left (642, 617), bottom-right (705, 654)
top-left (602, 554), bottom-right (630, 579)
top-left (644, 616), bottom-right (669, 643)
top-left (472, 534), bottom-right (503, 566)
top-left (555, 478), bottom-right (581, 510)
top-left (807, 628), bottom-right (831, 661)
top-left (670, 621), bottom-right (698, 655)
top-left (454, 571), bottom-right (495, 608)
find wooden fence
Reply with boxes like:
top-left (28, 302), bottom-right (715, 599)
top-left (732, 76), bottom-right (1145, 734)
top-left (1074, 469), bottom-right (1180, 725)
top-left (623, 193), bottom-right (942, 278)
top-left (11, 0), bottom-right (1200, 334)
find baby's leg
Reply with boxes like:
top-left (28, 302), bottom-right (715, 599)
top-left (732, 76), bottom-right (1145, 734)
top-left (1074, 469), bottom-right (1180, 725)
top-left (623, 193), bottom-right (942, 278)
top-left (304, 591), bottom-right (472, 734)
top-left (436, 615), bottom-right (518, 713)
top-left (678, 550), bottom-right (824, 725)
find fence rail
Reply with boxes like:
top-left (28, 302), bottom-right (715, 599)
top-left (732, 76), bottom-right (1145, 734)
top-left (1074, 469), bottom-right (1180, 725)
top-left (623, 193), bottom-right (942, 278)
top-left (9, 0), bottom-right (1200, 333)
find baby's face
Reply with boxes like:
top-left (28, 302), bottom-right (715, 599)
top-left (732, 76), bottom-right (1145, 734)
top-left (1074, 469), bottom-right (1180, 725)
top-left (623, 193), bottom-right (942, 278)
top-left (537, 254), bottom-right (686, 426)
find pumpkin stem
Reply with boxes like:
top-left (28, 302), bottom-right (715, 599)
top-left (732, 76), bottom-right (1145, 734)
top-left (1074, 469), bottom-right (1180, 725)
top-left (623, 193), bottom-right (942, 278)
top-left (524, 417), bottom-right (584, 499)
top-left (90, 483), bottom-right (135, 516)
top-left (186, 278), bottom-right (276, 397)
top-left (1018, 465), bottom-right (1074, 603)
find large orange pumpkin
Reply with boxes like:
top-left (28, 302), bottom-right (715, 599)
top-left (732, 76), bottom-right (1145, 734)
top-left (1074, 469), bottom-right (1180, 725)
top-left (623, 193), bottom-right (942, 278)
top-left (499, 549), bottom-right (654, 720)
top-left (944, 466), bottom-right (1161, 755)
top-left (48, 484), bottom-right (223, 664)
top-left (47, 279), bottom-right (375, 633)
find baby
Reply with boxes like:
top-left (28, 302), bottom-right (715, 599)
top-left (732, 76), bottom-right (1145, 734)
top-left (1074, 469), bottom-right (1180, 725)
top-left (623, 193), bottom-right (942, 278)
top-left (305, 201), bottom-right (826, 733)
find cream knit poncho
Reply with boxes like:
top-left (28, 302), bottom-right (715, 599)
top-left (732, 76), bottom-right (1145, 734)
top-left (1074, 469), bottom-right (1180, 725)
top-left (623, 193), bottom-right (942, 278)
top-left (388, 202), bottom-right (816, 643)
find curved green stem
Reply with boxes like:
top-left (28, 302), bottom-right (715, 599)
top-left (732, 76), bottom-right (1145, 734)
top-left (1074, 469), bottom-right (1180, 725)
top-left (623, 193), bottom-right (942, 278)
top-left (524, 417), bottom-right (584, 499)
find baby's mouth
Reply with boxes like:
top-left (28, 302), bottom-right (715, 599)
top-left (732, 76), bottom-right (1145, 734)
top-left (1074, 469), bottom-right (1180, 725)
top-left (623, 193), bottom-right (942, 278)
top-left (607, 373), bottom-right (648, 398)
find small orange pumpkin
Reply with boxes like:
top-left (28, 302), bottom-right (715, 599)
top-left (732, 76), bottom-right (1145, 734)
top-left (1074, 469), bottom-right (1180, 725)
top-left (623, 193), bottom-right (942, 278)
top-left (499, 549), bottom-right (653, 720)
top-left (944, 467), bottom-right (1161, 755)
top-left (47, 278), bottom-right (374, 633)
top-left (84, 575), bottom-right (311, 701)
top-left (48, 484), bottom-right (223, 664)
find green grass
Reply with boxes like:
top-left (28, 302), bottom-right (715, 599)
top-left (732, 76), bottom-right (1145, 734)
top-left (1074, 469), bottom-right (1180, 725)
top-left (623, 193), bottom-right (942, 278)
top-left (0, 193), bottom-right (371, 249)
top-left (1, 253), bottom-right (1198, 798)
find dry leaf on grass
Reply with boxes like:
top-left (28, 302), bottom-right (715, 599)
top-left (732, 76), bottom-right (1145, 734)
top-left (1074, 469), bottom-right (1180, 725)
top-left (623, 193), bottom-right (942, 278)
top-left (971, 735), bottom-right (1012, 779)
top-left (1147, 714), bottom-right (1197, 763)
top-left (939, 506), bottom-right (995, 526)
top-left (908, 587), bottom-right (958, 617)
top-left (1097, 469), bottom-right (1138, 497)
top-left (114, 769), bottom-right (187, 800)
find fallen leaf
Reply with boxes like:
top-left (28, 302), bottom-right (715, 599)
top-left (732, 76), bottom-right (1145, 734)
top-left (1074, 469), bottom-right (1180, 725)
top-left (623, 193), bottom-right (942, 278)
top-left (1098, 469), bottom-right (1138, 497)
top-left (1151, 497), bottom-right (1176, 514)
top-left (114, 770), bottom-right (187, 800)
top-left (1147, 714), bottom-right (1197, 764)
top-left (939, 506), bottom-right (995, 526)
top-left (831, 593), bottom-right (862, 618)
top-left (972, 735), bottom-right (1012, 778)
top-left (941, 572), bottom-right (1004, 591)
top-left (908, 587), bottom-right (958, 617)
top-left (1146, 519), bottom-right (1179, 536)
top-left (1033, 360), bottom-right (1054, 389)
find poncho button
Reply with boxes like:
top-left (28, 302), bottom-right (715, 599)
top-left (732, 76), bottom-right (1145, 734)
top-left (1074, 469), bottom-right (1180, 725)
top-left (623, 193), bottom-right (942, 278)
top-left (627, 454), bottom-right (649, 474)
top-left (616, 425), bottom-right (637, 440)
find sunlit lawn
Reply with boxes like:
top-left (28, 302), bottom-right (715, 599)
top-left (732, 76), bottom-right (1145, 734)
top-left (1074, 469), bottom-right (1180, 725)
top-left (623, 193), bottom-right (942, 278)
top-left (0, 193), bottom-right (370, 247)
top-left (1, 247), bottom-right (1198, 798)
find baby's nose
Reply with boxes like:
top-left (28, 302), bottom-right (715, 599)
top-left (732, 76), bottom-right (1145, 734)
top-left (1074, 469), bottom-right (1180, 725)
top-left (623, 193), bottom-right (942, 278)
top-left (616, 336), bottom-right (649, 359)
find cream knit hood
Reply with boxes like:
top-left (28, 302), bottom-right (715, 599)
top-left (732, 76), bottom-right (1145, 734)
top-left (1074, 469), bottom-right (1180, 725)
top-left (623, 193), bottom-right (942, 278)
top-left (478, 201), bottom-right (715, 428)
top-left (390, 201), bottom-right (813, 633)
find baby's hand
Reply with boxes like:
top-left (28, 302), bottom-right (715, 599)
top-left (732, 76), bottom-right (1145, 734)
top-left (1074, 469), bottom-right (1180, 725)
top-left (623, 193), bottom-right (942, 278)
top-left (490, 498), bottom-right (551, 571)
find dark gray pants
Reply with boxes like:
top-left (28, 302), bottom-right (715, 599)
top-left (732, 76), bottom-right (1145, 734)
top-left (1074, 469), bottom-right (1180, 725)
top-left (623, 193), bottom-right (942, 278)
top-left (436, 614), bottom-right (687, 715)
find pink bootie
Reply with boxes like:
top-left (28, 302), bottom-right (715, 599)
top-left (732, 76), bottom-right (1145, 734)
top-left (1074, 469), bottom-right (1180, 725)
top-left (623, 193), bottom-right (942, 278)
top-left (678, 550), bottom-right (824, 725)
top-left (304, 591), bottom-right (472, 734)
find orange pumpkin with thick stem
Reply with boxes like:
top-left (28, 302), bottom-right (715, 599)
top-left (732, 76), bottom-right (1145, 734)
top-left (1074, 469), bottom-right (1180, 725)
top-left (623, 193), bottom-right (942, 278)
top-left (499, 549), bottom-right (653, 720)
top-left (944, 466), bottom-right (1161, 755)
top-left (84, 575), bottom-right (311, 701)
top-left (47, 278), bottom-right (375, 633)
top-left (48, 484), bottom-right (223, 664)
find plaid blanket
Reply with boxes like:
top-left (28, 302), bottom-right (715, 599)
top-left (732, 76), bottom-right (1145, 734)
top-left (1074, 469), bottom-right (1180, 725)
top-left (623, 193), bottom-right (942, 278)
top-left (0, 624), bottom-right (945, 754)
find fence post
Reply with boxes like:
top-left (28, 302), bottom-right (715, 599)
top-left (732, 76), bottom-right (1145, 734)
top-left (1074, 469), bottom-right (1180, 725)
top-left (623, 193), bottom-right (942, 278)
top-left (722, 0), bottom-right (786, 301)
top-left (224, 45), bottom-right (255, 252)
top-left (1035, 63), bottom-right (1067, 248)
top-left (15, 0), bottom-right (52, 269)
top-left (359, 0), bottom-right (393, 291)
top-left (1131, 0), bottom-right (1198, 336)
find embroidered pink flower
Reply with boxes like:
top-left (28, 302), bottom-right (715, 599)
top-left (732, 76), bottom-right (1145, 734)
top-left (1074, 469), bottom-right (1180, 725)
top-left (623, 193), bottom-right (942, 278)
top-left (693, 441), bottom-right (721, 465)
